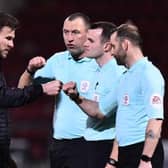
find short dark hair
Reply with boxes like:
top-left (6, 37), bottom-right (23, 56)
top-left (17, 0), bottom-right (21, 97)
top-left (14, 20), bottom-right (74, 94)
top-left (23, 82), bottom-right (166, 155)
top-left (66, 12), bottom-right (90, 29)
top-left (0, 12), bottom-right (19, 31)
top-left (116, 21), bottom-right (142, 47)
top-left (90, 21), bottom-right (116, 43)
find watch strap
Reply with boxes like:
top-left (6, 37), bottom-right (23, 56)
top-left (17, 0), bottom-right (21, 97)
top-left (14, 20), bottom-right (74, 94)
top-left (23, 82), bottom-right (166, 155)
top-left (141, 154), bottom-right (151, 162)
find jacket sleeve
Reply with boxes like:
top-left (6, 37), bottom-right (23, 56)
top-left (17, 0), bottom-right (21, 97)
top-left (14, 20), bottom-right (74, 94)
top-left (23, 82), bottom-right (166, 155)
top-left (0, 84), bottom-right (43, 107)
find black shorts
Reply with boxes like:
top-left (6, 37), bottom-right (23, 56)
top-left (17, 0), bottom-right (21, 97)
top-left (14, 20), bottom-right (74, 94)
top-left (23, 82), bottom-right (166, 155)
top-left (87, 140), bottom-right (113, 168)
top-left (49, 137), bottom-right (88, 168)
top-left (118, 139), bottom-right (164, 168)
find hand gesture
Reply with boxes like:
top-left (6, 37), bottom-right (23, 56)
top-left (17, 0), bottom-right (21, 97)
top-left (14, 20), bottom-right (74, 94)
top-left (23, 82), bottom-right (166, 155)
top-left (27, 56), bottom-right (46, 73)
top-left (42, 80), bottom-right (62, 96)
top-left (63, 81), bottom-right (78, 99)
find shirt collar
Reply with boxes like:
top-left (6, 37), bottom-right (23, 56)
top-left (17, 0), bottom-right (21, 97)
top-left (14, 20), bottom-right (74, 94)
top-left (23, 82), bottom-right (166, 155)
top-left (67, 51), bottom-right (93, 63)
top-left (127, 57), bottom-right (148, 72)
top-left (96, 57), bottom-right (117, 71)
top-left (67, 51), bottom-right (98, 71)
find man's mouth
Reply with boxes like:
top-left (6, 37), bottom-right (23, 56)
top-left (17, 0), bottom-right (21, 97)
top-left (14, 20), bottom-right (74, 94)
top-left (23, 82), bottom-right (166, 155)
top-left (67, 44), bottom-right (75, 49)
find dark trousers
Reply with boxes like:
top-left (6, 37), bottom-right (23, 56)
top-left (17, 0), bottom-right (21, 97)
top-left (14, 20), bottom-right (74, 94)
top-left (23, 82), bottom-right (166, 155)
top-left (118, 139), bottom-right (164, 168)
top-left (87, 140), bottom-right (113, 168)
top-left (0, 145), bottom-right (17, 168)
top-left (0, 145), bottom-right (10, 168)
top-left (49, 137), bottom-right (88, 168)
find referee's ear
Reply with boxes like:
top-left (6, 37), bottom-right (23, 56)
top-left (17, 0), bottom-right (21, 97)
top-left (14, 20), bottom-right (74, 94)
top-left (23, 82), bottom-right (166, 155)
top-left (104, 41), bottom-right (112, 52)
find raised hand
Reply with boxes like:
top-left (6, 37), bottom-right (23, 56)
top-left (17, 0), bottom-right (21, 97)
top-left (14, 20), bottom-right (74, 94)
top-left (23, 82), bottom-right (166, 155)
top-left (27, 56), bottom-right (46, 74)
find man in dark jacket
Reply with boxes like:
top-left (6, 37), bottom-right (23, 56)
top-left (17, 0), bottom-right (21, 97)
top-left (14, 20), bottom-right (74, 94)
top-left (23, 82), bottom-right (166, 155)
top-left (0, 12), bottom-right (62, 167)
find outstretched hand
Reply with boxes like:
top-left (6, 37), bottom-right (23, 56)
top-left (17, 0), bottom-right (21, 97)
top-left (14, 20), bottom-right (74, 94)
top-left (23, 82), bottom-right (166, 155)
top-left (42, 80), bottom-right (62, 96)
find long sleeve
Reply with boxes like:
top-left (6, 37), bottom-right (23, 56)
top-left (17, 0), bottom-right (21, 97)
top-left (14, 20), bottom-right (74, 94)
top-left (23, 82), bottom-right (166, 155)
top-left (0, 84), bottom-right (43, 108)
top-left (0, 71), bottom-right (43, 145)
top-left (0, 68), bottom-right (43, 107)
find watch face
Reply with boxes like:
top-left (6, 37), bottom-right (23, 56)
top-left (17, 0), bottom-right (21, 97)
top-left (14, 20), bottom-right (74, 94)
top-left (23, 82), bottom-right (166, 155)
top-left (109, 159), bottom-right (115, 164)
top-left (141, 155), bottom-right (151, 162)
top-left (108, 158), bottom-right (118, 166)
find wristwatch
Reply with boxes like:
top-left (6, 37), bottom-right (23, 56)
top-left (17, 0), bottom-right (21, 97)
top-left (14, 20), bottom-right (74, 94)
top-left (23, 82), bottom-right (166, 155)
top-left (108, 158), bottom-right (118, 166)
top-left (141, 155), bottom-right (152, 162)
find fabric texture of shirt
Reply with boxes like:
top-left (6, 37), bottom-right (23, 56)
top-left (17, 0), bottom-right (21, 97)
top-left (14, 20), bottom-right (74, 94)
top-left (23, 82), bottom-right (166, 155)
top-left (34, 51), bottom-right (98, 139)
top-left (100, 57), bottom-right (165, 146)
top-left (84, 58), bottom-right (125, 141)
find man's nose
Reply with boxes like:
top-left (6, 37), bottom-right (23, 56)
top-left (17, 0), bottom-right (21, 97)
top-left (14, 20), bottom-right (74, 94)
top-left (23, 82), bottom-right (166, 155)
top-left (67, 33), bottom-right (74, 42)
top-left (9, 40), bottom-right (14, 48)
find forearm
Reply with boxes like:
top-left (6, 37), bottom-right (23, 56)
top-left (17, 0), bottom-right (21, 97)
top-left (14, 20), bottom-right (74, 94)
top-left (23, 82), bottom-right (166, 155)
top-left (63, 81), bottom-right (105, 119)
top-left (105, 139), bottom-right (118, 168)
top-left (109, 139), bottom-right (119, 161)
top-left (142, 119), bottom-right (163, 157)
top-left (18, 56), bottom-right (46, 88)
top-left (0, 85), bottom-right (43, 107)
top-left (73, 95), bottom-right (105, 119)
top-left (18, 69), bottom-right (33, 88)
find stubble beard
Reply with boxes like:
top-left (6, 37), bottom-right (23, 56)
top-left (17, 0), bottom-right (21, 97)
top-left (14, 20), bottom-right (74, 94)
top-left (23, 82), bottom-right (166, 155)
top-left (70, 48), bottom-right (84, 61)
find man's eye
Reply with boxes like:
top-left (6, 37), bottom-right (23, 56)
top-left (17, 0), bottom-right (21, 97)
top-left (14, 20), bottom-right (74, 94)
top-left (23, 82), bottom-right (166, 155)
top-left (88, 38), bottom-right (94, 43)
top-left (73, 31), bottom-right (80, 34)
top-left (63, 30), bottom-right (69, 34)
top-left (6, 37), bottom-right (13, 40)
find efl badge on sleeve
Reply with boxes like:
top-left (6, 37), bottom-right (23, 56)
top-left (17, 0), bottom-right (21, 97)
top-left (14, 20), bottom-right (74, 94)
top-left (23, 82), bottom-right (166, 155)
top-left (150, 94), bottom-right (162, 108)
top-left (80, 80), bottom-right (90, 93)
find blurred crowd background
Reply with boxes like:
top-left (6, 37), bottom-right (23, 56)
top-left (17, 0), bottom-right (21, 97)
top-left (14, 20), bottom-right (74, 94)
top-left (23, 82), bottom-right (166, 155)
top-left (0, 0), bottom-right (168, 167)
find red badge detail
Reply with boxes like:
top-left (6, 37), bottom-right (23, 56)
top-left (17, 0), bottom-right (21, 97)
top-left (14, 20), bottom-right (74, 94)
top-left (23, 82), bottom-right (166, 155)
top-left (123, 94), bottom-right (129, 105)
top-left (152, 96), bottom-right (161, 104)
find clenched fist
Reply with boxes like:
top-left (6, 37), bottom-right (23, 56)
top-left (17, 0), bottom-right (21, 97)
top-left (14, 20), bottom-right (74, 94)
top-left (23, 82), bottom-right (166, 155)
top-left (42, 80), bottom-right (62, 96)
top-left (27, 56), bottom-right (46, 74)
top-left (63, 81), bottom-right (78, 100)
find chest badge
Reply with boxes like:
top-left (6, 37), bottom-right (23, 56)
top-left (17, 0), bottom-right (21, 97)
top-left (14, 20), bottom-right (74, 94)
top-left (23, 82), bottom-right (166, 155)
top-left (80, 80), bottom-right (90, 93)
top-left (122, 93), bottom-right (130, 105)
